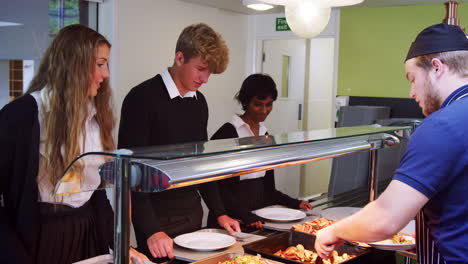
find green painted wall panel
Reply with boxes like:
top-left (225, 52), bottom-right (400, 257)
top-left (338, 4), bottom-right (467, 98)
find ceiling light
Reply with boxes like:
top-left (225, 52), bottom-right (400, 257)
top-left (285, 0), bottom-right (331, 38)
top-left (257, 0), bottom-right (294, 5)
top-left (259, 0), bottom-right (364, 7)
top-left (243, 0), bottom-right (274, 11)
top-left (0, 21), bottom-right (23, 27)
top-left (317, 0), bottom-right (364, 7)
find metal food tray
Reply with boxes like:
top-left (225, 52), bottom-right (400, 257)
top-left (242, 231), bottom-right (370, 264)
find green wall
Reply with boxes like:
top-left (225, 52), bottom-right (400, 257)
top-left (338, 4), bottom-right (467, 98)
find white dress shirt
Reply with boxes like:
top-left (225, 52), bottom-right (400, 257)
top-left (31, 88), bottom-right (105, 208)
top-left (229, 114), bottom-right (268, 181)
top-left (161, 68), bottom-right (197, 99)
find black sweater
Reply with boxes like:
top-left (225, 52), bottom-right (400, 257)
top-left (0, 95), bottom-right (113, 264)
top-left (118, 74), bottom-right (226, 241)
top-left (209, 122), bottom-right (302, 225)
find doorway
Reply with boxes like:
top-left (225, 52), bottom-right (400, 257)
top-left (261, 39), bottom-right (306, 135)
top-left (260, 37), bottom-right (337, 199)
top-left (260, 38), bottom-right (306, 199)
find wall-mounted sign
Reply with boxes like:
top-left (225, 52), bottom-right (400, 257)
top-left (276, 17), bottom-right (290, 31)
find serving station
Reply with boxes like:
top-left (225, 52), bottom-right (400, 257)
top-left (56, 125), bottom-right (412, 264)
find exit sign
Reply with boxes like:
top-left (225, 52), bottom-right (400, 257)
top-left (276, 17), bottom-right (290, 31)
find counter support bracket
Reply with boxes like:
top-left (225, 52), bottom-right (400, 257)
top-left (114, 157), bottom-right (131, 264)
top-left (368, 149), bottom-right (378, 202)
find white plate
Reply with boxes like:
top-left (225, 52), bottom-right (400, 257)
top-left (367, 220), bottom-right (416, 251)
top-left (254, 207), bottom-right (306, 222)
top-left (368, 235), bottom-right (416, 251)
top-left (320, 207), bottom-right (362, 220)
top-left (174, 232), bottom-right (236, 251)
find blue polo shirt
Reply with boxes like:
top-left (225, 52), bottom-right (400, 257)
top-left (393, 84), bottom-right (468, 263)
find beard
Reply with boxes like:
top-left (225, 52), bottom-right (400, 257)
top-left (421, 79), bottom-right (442, 116)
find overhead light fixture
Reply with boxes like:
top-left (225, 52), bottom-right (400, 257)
top-left (0, 21), bottom-right (23, 27)
top-left (317, 0), bottom-right (364, 7)
top-left (257, 0), bottom-right (292, 4)
top-left (285, 0), bottom-right (331, 38)
top-left (259, 0), bottom-right (365, 38)
top-left (243, 0), bottom-right (274, 11)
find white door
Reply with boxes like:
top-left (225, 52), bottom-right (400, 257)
top-left (262, 39), bottom-right (306, 135)
top-left (261, 39), bottom-right (306, 199)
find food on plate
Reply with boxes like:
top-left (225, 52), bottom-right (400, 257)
top-left (293, 218), bottom-right (336, 235)
top-left (219, 254), bottom-right (269, 264)
top-left (274, 244), bottom-right (355, 264)
top-left (374, 232), bottom-right (415, 245)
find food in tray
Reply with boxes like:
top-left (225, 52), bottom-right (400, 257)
top-left (374, 232), bottom-right (415, 245)
top-left (218, 254), bottom-right (269, 264)
top-left (322, 251), bottom-right (356, 264)
top-left (293, 217), bottom-right (336, 235)
top-left (274, 244), bottom-right (356, 264)
top-left (274, 244), bottom-right (318, 263)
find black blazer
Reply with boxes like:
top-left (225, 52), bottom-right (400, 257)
top-left (0, 95), bottom-right (113, 264)
top-left (0, 94), bottom-right (40, 264)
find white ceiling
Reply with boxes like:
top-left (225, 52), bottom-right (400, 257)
top-left (179, 0), bottom-right (468, 15)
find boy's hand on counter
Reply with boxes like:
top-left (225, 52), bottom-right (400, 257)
top-left (147, 231), bottom-right (174, 259)
top-left (299, 201), bottom-right (313, 211)
top-left (218, 214), bottom-right (241, 235)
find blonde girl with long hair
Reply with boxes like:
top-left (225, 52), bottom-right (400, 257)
top-left (0, 24), bottom-right (148, 264)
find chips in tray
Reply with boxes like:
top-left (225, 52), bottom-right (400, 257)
top-left (293, 218), bottom-right (336, 235)
top-left (274, 244), bottom-right (356, 264)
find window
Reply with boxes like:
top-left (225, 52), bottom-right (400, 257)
top-left (281, 55), bottom-right (290, 98)
top-left (49, 0), bottom-right (93, 34)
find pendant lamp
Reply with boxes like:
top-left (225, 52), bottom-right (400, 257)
top-left (257, 0), bottom-right (296, 5)
top-left (257, 0), bottom-right (364, 38)
top-left (317, 0), bottom-right (364, 7)
top-left (285, 0), bottom-right (331, 38)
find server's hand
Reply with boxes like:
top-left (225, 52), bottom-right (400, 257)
top-left (147, 231), bottom-right (174, 259)
top-left (217, 215), bottom-right (241, 235)
top-left (315, 226), bottom-right (343, 259)
top-left (130, 247), bottom-right (150, 264)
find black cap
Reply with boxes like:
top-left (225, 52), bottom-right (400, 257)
top-left (405, 23), bottom-right (468, 61)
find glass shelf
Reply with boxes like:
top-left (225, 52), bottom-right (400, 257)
top-left (54, 125), bottom-right (411, 264)
top-left (112, 125), bottom-right (409, 160)
top-left (54, 125), bottom-right (410, 195)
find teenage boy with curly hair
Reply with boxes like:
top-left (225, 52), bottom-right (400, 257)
top-left (118, 23), bottom-right (240, 262)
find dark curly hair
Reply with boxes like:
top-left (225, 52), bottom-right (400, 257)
top-left (235, 73), bottom-right (278, 111)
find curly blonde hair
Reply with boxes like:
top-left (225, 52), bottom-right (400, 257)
top-left (176, 23), bottom-right (229, 74)
top-left (27, 24), bottom-right (115, 188)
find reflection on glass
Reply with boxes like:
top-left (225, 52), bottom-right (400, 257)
top-left (129, 125), bottom-right (409, 160)
top-left (54, 153), bottom-right (116, 195)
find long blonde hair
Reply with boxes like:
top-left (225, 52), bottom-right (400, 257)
top-left (27, 24), bottom-right (115, 188)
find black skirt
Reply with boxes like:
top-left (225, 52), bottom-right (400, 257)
top-left (35, 191), bottom-right (113, 264)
